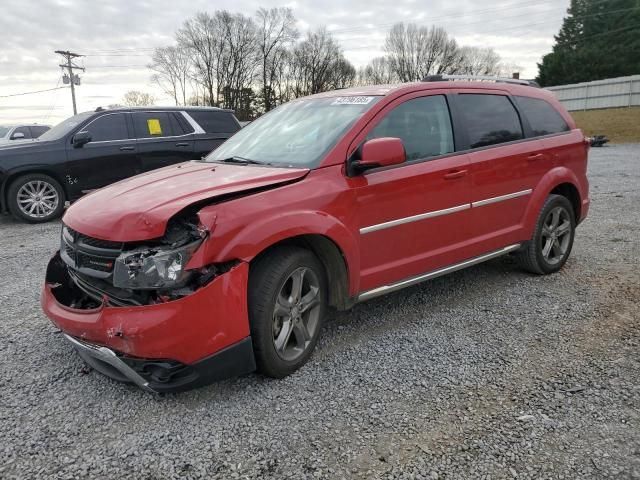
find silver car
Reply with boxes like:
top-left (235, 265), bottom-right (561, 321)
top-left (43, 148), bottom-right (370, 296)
top-left (0, 124), bottom-right (50, 143)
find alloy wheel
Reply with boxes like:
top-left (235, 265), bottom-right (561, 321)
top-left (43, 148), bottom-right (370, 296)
top-left (540, 206), bottom-right (572, 265)
top-left (16, 180), bottom-right (60, 219)
top-left (272, 266), bottom-right (322, 362)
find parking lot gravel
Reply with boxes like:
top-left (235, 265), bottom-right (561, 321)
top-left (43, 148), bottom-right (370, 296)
top-left (0, 144), bottom-right (638, 479)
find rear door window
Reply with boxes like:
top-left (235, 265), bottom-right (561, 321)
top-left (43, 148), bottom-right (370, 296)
top-left (132, 112), bottom-right (175, 139)
top-left (188, 111), bottom-right (239, 134)
top-left (457, 94), bottom-right (524, 149)
top-left (367, 95), bottom-right (454, 161)
top-left (84, 114), bottom-right (129, 142)
top-left (514, 96), bottom-right (570, 136)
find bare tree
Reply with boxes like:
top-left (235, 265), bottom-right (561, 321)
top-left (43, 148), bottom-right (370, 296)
top-left (256, 7), bottom-right (298, 111)
top-left (384, 23), bottom-right (461, 81)
top-left (358, 56), bottom-right (397, 85)
top-left (456, 46), bottom-right (502, 75)
top-left (498, 61), bottom-right (524, 78)
top-left (149, 46), bottom-right (191, 105)
top-left (158, 12), bottom-right (509, 116)
top-left (122, 90), bottom-right (156, 106)
top-left (217, 11), bottom-right (260, 115)
top-left (291, 28), bottom-right (356, 96)
top-left (177, 12), bottom-right (220, 106)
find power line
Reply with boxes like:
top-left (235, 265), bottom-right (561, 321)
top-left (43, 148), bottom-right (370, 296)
top-left (89, 64), bottom-right (149, 68)
top-left (337, 3), bottom-right (640, 44)
top-left (329, 0), bottom-right (566, 36)
top-left (42, 76), bottom-right (62, 124)
top-left (330, 0), bottom-right (620, 37)
top-left (85, 53), bottom-right (150, 57)
top-left (0, 86), bottom-right (69, 98)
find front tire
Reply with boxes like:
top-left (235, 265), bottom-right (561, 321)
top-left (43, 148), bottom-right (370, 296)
top-left (7, 174), bottom-right (65, 223)
top-left (516, 194), bottom-right (576, 274)
top-left (248, 246), bottom-right (327, 378)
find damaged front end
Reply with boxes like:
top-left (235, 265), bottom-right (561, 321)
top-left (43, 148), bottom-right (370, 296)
top-left (42, 216), bottom-right (256, 393)
top-left (57, 216), bottom-right (236, 307)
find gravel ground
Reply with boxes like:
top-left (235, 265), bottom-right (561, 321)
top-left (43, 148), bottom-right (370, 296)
top-left (0, 144), bottom-right (638, 479)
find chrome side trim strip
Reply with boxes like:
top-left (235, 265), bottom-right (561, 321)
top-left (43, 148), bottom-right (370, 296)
top-left (63, 334), bottom-right (156, 393)
top-left (472, 189), bottom-right (532, 208)
top-left (360, 203), bottom-right (470, 235)
top-left (357, 243), bottom-right (521, 302)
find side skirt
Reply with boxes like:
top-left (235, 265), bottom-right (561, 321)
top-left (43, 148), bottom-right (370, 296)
top-left (357, 243), bottom-right (521, 302)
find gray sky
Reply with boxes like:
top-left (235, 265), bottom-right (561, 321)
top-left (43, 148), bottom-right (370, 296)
top-left (0, 0), bottom-right (570, 125)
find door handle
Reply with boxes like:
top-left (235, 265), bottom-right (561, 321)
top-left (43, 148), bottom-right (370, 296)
top-left (443, 169), bottom-right (468, 180)
top-left (527, 153), bottom-right (544, 161)
top-left (175, 142), bottom-right (190, 147)
top-left (119, 146), bottom-right (135, 151)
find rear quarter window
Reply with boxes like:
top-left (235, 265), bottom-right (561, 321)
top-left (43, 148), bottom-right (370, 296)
top-left (189, 111), bottom-right (240, 134)
top-left (515, 96), bottom-right (570, 136)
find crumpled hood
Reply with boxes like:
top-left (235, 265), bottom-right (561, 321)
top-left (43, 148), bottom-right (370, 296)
top-left (63, 161), bottom-right (309, 241)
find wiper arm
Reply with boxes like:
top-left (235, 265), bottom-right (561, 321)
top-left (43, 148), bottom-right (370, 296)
top-left (218, 156), bottom-right (266, 165)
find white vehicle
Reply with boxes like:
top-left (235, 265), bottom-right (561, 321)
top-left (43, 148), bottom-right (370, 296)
top-left (0, 124), bottom-right (50, 143)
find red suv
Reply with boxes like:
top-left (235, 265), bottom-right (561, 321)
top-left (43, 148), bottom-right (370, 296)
top-left (42, 77), bottom-right (589, 392)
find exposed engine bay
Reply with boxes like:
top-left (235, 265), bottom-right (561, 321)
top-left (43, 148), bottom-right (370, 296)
top-left (49, 216), bottom-right (236, 309)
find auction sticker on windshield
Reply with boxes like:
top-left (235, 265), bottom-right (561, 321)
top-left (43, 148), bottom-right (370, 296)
top-left (331, 96), bottom-right (375, 105)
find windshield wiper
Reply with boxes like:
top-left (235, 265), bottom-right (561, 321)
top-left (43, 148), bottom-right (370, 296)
top-left (217, 156), bottom-right (267, 165)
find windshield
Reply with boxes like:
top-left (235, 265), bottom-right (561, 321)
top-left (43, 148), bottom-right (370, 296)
top-left (206, 96), bottom-right (381, 168)
top-left (0, 127), bottom-right (10, 138)
top-left (37, 112), bottom-right (93, 142)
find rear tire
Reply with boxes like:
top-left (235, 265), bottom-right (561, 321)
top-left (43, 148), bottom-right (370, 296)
top-left (7, 173), bottom-right (65, 223)
top-left (248, 246), bottom-right (327, 378)
top-left (516, 194), bottom-right (575, 275)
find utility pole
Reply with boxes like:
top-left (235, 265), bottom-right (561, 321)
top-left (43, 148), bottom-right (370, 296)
top-left (55, 50), bottom-right (84, 115)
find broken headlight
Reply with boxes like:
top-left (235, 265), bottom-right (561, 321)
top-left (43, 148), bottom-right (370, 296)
top-left (112, 240), bottom-right (202, 290)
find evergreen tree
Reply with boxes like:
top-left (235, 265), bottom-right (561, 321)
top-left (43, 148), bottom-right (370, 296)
top-left (537, 0), bottom-right (640, 86)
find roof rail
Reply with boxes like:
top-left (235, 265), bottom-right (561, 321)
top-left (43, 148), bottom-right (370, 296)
top-left (422, 74), bottom-right (540, 88)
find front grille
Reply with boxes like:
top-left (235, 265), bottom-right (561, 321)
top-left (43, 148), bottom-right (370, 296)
top-left (61, 225), bottom-right (123, 277)
top-left (76, 252), bottom-right (115, 272)
top-left (66, 227), bottom-right (123, 250)
top-left (64, 242), bottom-right (75, 258)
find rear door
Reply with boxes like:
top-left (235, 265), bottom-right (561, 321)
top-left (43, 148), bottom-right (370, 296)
top-left (132, 111), bottom-right (195, 172)
top-left (65, 112), bottom-right (139, 191)
top-left (348, 92), bottom-right (473, 292)
top-left (452, 91), bottom-right (547, 255)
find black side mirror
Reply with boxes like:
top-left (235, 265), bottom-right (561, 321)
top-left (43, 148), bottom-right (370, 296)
top-left (72, 131), bottom-right (91, 148)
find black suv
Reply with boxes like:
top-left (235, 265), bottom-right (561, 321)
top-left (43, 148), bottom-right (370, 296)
top-left (0, 106), bottom-right (241, 223)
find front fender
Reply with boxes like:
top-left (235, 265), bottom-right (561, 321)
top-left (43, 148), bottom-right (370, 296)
top-left (523, 166), bottom-right (585, 237)
top-left (191, 208), bottom-right (361, 295)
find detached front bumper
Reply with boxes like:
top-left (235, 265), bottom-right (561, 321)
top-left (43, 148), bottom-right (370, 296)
top-left (42, 252), bottom-right (256, 393)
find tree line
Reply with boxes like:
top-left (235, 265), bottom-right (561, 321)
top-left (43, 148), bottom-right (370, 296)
top-left (148, 8), bottom-right (512, 119)
top-left (537, 0), bottom-right (640, 87)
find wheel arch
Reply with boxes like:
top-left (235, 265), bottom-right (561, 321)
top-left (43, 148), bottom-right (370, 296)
top-left (250, 234), bottom-right (354, 311)
top-left (549, 182), bottom-right (581, 223)
top-left (1, 168), bottom-right (70, 213)
top-left (523, 167), bottom-right (584, 237)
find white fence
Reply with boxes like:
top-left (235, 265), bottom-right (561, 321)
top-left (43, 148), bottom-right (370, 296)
top-left (547, 75), bottom-right (640, 111)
